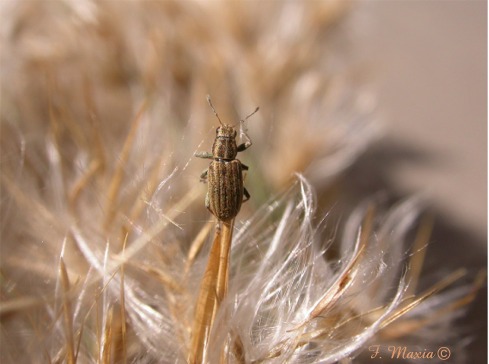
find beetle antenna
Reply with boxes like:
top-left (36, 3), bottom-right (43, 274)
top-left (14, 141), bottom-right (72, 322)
top-left (207, 95), bottom-right (224, 126)
top-left (240, 106), bottom-right (259, 124)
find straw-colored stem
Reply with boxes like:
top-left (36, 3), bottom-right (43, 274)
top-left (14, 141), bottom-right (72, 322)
top-left (188, 219), bottom-right (234, 364)
top-left (59, 258), bottom-right (75, 364)
top-left (104, 101), bottom-right (147, 234)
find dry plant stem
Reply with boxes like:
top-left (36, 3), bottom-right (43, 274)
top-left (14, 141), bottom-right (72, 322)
top-left (186, 221), bottom-right (215, 275)
top-left (120, 235), bottom-right (128, 364)
top-left (101, 307), bottom-right (114, 363)
top-left (378, 269), bottom-right (468, 340)
top-left (59, 258), bottom-right (75, 364)
top-left (405, 214), bottom-right (433, 296)
top-left (189, 219), bottom-right (235, 364)
top-left (104, 101), bottom-right (148, 234)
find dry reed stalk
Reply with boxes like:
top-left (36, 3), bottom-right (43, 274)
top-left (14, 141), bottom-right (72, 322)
top-left (189, 219), bottom-right (234, 363)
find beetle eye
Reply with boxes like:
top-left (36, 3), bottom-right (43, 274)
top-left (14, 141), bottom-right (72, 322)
top-left (216, 127), bottom-right (220, 134)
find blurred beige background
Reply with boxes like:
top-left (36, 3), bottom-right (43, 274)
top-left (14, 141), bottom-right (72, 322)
top-left (357, 1), bottom-right (487, 239)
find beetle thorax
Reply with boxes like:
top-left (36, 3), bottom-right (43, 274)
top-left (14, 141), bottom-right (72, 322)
top-left (212, 125), bottom-right (237, 160)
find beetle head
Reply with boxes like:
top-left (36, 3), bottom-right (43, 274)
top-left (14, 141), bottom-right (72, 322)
top-left (216, 125), bottom-right (237, 139)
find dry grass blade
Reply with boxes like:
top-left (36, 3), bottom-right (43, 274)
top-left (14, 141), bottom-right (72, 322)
top-left (217, 221), bottom-right (234, 299)
top-left (59, 258), bottom-right (75, 364)
top-left (69, 159), bottom-right (103, 207)
top-left (188, 226), bottom-right (222, 364)
top-left (0, 296), bottom-right (44, 315)
top-left (132, 263), bottom-right (183, 294)
top-left (380, 269), bottom-right (467, 335)
top-left (189, 219), bottom-right (234, 364)
top-left (104, 101), bottom-right (148, 233)
top-left (120, 235), bottom-right (128, 364)
top-left (186, 221), bottom-right (214, 275)
top-left (382, 269), bottom-right (486, 340)
top-left (122, 156), bottom-right (168, 239)
top-left (112, 185), bottom-right (201, 266)
top-left (101, 306), bottom-right (114, 364)
top-left (405, 214), bottom-right (433, 296)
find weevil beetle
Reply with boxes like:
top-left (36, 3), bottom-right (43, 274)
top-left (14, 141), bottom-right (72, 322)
top-left (195, 96), bottom-right (259, 222)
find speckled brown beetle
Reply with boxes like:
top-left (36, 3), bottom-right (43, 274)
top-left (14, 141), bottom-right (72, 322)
top-left (195, 96), bottom-right (259, 222)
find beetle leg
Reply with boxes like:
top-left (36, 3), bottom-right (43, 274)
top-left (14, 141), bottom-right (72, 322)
top-left (237, 141), bottom-right (252, 152)
top-left (243, 187), bottom-right (250, 202)
top-left (195, 151), bottom-right (214, 159)
top-left (241, 163), bottom-right (249, 171)
top-left (237, 110), bottom-right (256, 152)
top-left (205, 192), bottom-right (212, 213)
top-left (200, 169), bottom-right (208, 183)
